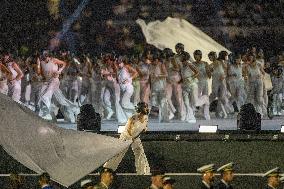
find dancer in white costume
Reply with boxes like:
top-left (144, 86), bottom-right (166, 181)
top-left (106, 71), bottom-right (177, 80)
top-left (150, 53), bottom-right (170, 122)
top-left (164, 48), bottom-right (185, 121)
top-left (2, 52), bottom-right (23, 102)
top-left (243, 52), bottom-right (265, 116)
top-left (208, 51), bottom-right (232, 118)
top-left (227, 53), bottom-right (246, 111)
top-left (37, 51), bottom-right (66, 118)
top-left (180, 52), bottom-right (210, 122)
top-left (0, 61), bottom-right (12, 95)
top-left (101, 54), bottom-right (127, 123)
top-left (117, 56), bottom-right (138, 118)
top-left (104, 102), bottom-right (150, 175)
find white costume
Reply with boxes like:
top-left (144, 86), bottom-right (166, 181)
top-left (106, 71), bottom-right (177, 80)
top-left (7, 62), bottom-right (22, 102)
top-left (104, 114), bottom-right (150, 175)
top-left (0, 67), bottom-right (8, 95)
top-left (118, 66), bottom-right (135, 118)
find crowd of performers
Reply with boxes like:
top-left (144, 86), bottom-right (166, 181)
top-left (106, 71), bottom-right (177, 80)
top-left (0, 44), bottom-right (284, 123)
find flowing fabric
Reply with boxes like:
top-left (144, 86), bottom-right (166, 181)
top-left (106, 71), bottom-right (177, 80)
top-left (0, 93), bottom-right (131, 187)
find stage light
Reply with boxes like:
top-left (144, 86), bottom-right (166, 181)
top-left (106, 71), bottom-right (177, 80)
top-left (117, 125), bottom-right (126, 134)
top-left (281, 126), bottom-right (284, 133)
top-left (199, 125), bottom-right (218, 133)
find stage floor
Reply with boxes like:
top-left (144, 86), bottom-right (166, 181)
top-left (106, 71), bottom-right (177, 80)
top-left (57, 114), bottom-right (284, 132)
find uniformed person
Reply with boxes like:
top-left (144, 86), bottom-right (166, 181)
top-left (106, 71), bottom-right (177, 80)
top-left (214, 162), bottom-right (234, 189)
top-left (94, 168), bottom-right (114, 189)
top-left (263, 167), bottom-right (281, 189)
top-left (197, 164), bottom-right (215, 189)
top-left (146, 169), bottom-right (165, 189)
top-left (81, 179), bottom-right (94, 189)
top-left (162, 176), bottom-right (176, 189)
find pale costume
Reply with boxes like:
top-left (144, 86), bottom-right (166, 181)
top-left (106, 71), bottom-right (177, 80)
top-left (181, 62), bottom-right (210, 122)
top-left (150, 62), bottom-right (169, 122)
top-left (7, 62), bottom-right (22, 102)
top-left (0, 66), bottom-right (8, 95)
top-left (80, 61), bottom-right (92, 105)
top-left (101, 65), bottom-right (127, 123)
top-left (165, 58), bottom-right (185, 120)
top-left (38, 58), bottom-right (61, 118)
top-left (118, 66), bottom-right (135, 118)
top-left (138, 62), bottom-right (151, 104)
top-left (209, 61), bottom-right (232, 118)
top-left (245, 63), bottom-right (264, 116)
top-left (104, 114), bottom-right (150, 175)
top-left (227, 64), bottom-right (246, 111)
top-left (270, 73), bottom-right (283, 115)
top-left (90, 62), bottom-right (103, 115)
top-left (132, 64), bottom-right (140, 106)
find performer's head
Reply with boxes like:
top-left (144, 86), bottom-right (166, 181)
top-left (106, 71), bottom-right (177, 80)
top-left (135, 102), bottom-right (149, 115)
top-left (175, 43), bottom-right (184, 55)
top-left (228, 53), bottom-right (241, 65)
top-left (193, 50), bottom-right (202, 62)
top-left (180, 51), bottom-right (190, 63)
top-left (208, 51), bottom-right (217, 62)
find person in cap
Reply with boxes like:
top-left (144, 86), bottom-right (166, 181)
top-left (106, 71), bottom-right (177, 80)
top-left (214, 162), bottom-right (234, 189)
top-left (263, 167), bottom-right (281, 189)
top-left (280, 176), bottom-right (284, 189)
top-left (38, 173), bottom-right (53, 189)
top-left (81, 179), bottom-right (94, 189)
top-left (146, 169), bottom-right (165, 189)
top-left (94, 168), bottom-right (114, 189)
top-left (197, 164), bottom-right (215, 189)
top-left (104, 102), bottom-right (150, 175)
top-left (162, 176), bottom-right (176, 189)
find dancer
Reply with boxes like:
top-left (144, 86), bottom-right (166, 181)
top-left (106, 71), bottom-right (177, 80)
top-left (117, 56), bottom-right (138, 118)
top-left (0, 60), bottom-right (12, 95)
top-left (104, 102), bottom-right (150, 175)
top-left (2, 51), bottom-right (23, 102)
top-left (37, 50), bottom-right (66, 119)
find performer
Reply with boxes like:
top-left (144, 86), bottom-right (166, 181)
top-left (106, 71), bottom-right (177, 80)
top-left (2, 51), bottom-right (23, 102)
top-left (138, 55), bottom-right (151, 105)
top-left (37, 50), bottom-right (66, 119)
top-left (149, 53), bottom-right (170, 122)
top-left (117, 56), bottom-right (138, 118)
top-left (104, 102), bottom-right (150, 175)
top-left (227, 53), bottom-right (246, 111)
top-left (243, 52), bottom-right (265, 116)
top-left (208, 51), bottom-right (232, 118)
top-left (0, 60), bottom-right (12, 95)
top-left (180, 52), bottom-right (210, 122)
top-left (164, 48), bottom-right (185, 120)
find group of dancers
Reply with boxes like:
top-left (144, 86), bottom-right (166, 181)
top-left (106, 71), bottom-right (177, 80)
top-left (0, 44), bottom-right (283, 123)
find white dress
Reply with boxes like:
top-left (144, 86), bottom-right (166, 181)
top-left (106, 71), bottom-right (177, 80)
top-left (7, 62), bottom-right (22, 102)
top-left (0, 67), bottom-right (8, 95)
top-left (104, 114), bottom-right (150, 175)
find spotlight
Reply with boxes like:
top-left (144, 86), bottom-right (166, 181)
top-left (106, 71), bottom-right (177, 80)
top-left (199, 125), bottom-right (218, 133)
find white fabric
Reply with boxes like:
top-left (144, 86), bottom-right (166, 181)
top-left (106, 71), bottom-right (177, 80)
top-left (0, 93), bottom-right (131, 187)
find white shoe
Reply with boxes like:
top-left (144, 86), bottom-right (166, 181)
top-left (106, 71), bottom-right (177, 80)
top-left (42, 114), bottom-right (53, 120)
top-left (187, 119), bottom-right (196, 123)
top-left (106, 110), bottom-right (114, 120)
top-left (169, 112), bottom-right (174, 120)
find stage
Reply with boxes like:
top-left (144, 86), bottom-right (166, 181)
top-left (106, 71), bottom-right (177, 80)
top-left (58, 115), bottom-right (284, 132)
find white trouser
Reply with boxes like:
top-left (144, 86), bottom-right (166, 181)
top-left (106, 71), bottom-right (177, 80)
top-left (8, 80), bottom-right (21, 102)
top-left (151, 80), bottom-right (169, 122)
top-left (246, 79), bottom-right (264, 116)
top-left (182, 82), bottom-right (196, 122)
top-left (228, 78), bottom-right (245, 111)
top-left (0, 80), bottom-right (8, 95)
top-left (104, 137), bottom-right (150, 175)
top-left (121, 84), bottom-right (135, 118)
top-left (38, 78), bottom-right (60, 117)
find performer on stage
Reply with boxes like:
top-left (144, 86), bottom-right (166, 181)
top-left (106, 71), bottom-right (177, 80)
top-left (37, 50), bottom-right (66, 119)
top-left (0, 60), bottom-right (12, 95)
top-left (2, 51), bottom-right (23, 102)
top-left (104, 102), bottom-right (150, 175)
